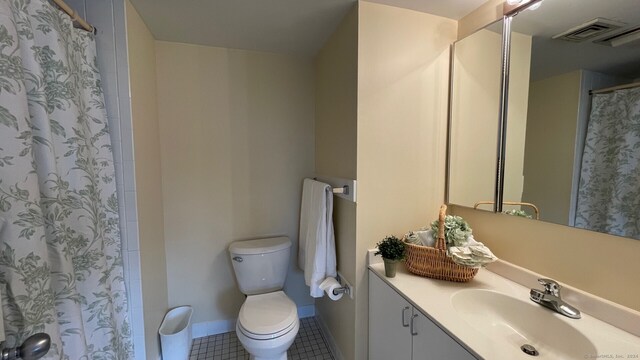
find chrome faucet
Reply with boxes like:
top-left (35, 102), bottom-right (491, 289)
top-left (530, 278), bottom-right (581, 319)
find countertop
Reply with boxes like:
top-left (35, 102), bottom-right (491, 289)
top-left (369, 262), bottom-right (640, 359)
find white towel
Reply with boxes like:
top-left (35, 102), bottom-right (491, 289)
top-left (447, 235), bottom-right (497, 268)
top-left (404, 229), bottom-right (436, 247)
top-left (419, 229), bottom-right (436, 247)
top-left (298, 179), bottom-right (337, 298)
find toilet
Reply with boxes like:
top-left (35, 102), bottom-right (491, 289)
top-left (229, 237), bottom-right (299, 360)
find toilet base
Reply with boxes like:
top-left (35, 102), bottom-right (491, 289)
top-left (249, 354), bottom-right (287, 360)
top-left (236, 319), bottom-right (299, 360)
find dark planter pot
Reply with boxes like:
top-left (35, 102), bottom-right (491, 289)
top-left (383, 258), bottom-right (400, 278)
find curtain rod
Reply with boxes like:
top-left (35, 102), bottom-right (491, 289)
top-left (51, 0), bottom-right (95, 33)
top-left (590, 81), bottom-right (640, 95)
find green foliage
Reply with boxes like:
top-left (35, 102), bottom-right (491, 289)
top-left (430, 215), bottom-right (472, 247)
top-left (375, 235), bottom-right (406, 260)
top-left (0, 2), bottom-right (132, 357)
top-left (504, 209), bottom-right (532, 219)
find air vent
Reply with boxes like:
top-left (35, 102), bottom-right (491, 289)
top-left (594, 25), bottom-right (640, 47)
top-left (553, 18), bottom-right (625, 42)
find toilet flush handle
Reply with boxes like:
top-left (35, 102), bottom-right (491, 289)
top-left (233, 256), bottom-right (243, 263)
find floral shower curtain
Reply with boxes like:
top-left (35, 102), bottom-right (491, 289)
top-left (0, 0), bottom-right (132, 358)
top-left (575, 87), bottom-right (640, 239)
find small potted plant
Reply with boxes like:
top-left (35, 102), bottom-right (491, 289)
top-left (375, 235), bottom-right (406, 278)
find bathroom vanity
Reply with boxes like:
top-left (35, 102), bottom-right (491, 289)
top-left (369, 270), bottom-right (476, 360)
top-left (368, 261), bottom-right (640, 360)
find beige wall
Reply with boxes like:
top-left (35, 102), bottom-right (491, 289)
top-left (458, 0), bottom-right (504, 40)
top-left (155, 42), bottom-right (316, 325)
top-left (125, 2), bottom-right (168, 359)
top-left (450, 27), bottom-right (531, 210)
top-left (503, 32), bottom-right (532, 206)
top-left (451, 205), bottom-right (640, 311)
top-left (521, 71), bottom-right (581, 224)
top-left (316, 4), bottom-right (457, 358)
top-left (314, 5), bottom-right (358, 360)
top-left (449, 28), bottom-right (502, 207)
top-left (357, 2), bottom-right (456, 358)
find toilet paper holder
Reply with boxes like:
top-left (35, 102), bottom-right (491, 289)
top-left (331, 286), bottom-right (350, 297)
top-left (334, 272), bottom-right (353, 299)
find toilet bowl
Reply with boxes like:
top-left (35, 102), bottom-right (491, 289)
top-left (236, 292), bottom-right (299, 360)
top-left (229, 237), bottom-right (299, 360)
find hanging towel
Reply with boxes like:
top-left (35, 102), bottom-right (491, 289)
top-left (298, 178), bottom-right (337, 298)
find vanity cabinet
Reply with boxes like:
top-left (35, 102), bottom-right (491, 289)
top-left (369, 271), bottom-right (477, 360)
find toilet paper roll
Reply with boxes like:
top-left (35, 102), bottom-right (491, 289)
top-left (319, 277), bottom-right (343, 301)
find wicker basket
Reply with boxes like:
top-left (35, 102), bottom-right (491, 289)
top-left (404, 204), bottom-right (478, 282)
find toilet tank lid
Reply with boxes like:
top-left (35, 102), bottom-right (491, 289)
top-left (229, 237), bottom-right (291, 255)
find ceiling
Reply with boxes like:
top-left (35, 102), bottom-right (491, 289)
top-left (510, 0), bottom-right (640, 80)
top-left (128, 0), bottom-right (486, 57)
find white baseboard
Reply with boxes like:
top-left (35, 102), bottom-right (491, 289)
top-left (193, 305), bottom-right (317, 339)
top-left (315, 313), bottom-right (344, 360)
top-left (192, 319), bottom-right (236, 338)
top-left (297, 304), bottom-right (315, 318)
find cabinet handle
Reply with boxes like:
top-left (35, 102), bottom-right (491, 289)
top-left (401, 306), bottom-right (410, 327)
top-left (410, 314), bottom-right (419, 336)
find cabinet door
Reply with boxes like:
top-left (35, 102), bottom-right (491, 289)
top-left (411, 311), bottom-right (477, 360)
top-left (369, 271), bottom-right (413, 360)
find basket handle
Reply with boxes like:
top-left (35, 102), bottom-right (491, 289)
top-left (436, 204), bottom-right (447, 250)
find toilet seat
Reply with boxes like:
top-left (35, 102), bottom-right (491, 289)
top-left (238, 318), bottom-right (297, 340)
top-left (237, 291), bottom-right (298, 340)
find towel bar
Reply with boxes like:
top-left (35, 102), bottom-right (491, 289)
top-left (332, 185), bottom-right (349, 195)
top-left (313, 176), bottom-right (357, 203)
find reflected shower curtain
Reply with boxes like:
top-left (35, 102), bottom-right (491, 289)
top-left (575, 87), bottom-right (640, 239)
top-left (0, 0), bottom-right (132, 358)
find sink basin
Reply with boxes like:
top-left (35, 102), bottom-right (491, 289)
top-left (451, 289), bottom-right (597, 358)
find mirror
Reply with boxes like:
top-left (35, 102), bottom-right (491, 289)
top-left (503, 0), bottom-right (640, 238)
top-left (448, 20), bottom-right (504, 210)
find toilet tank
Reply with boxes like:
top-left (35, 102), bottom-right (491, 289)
top-left (229, 237), bottom-right (292, 295)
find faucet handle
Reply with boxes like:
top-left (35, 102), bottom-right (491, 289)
top-left (538, 278), bottom-right (561, 297)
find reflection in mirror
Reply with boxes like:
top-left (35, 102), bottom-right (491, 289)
top-left (448, 20), bottom-right (503, 210)
top-left (504, 0), bottom-right (640, 238)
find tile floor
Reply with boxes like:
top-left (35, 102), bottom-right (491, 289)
top-left (189, 317), bottom-right (334, 360)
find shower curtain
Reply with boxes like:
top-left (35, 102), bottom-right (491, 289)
top-left (0, 0), bottom-right (132, 358)
top-left (575, 87), bottom-right (640, 239)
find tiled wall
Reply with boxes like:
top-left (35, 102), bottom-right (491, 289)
top-left (125, 2), bottom-right (168, 358)
top-left (66, 0), bottom-right (145, 358)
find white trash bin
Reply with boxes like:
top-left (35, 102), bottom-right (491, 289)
top-left (159, 305), bottom-right (193, 360)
